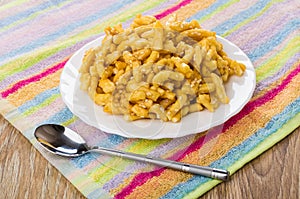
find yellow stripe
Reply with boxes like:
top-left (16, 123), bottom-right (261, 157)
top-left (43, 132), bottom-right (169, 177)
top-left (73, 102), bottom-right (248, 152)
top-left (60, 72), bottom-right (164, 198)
top-left (184, 111), bottom-right (300, 199)
top-left (159, 0), bottom-right (216, 23)
top-left (252, 61), bottom-right (300, 100)
top-left (0, 0), bottom-right (27, 12)
top-left (223, 0), bottom-right (283, 36)
top-left (0, 0), bottom-right (165, 80)
top-left (6, 68), bottom-right (62, 106)
top-left (256, 35), bottom-right (300, 82)
top-left (124, 72), bottom-right (300, 198)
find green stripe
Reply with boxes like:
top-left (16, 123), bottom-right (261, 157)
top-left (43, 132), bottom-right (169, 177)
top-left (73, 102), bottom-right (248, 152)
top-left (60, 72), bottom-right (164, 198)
top-left (0, 0), bottom-right (166, 82)
top-left (91, 138), bottom-right (168, 184)
top-left (8, 93), bottom-right (61, 124)
top-left (256, 35), bottom-right (300, 82)
top-left (0, 0), bottom-right (28, 12)
top-left (198, 0), bottom-right (239, 24)
top-left (0, 0), bottom-right (72, 33)
top-left (0, 44), bottom-right (69, 82)
top-left (222, 0), bottom-right (283, 37)
top-left (22, 93), bottom-right (61, 116)
top-left (184, 112), bottom-right (300, 199)
top-left (62, 116), bottom-right (77, 126)
top-left (67, 0), bottom-right (168, 40)
top-left (227, 112), bottom-right (300, 174)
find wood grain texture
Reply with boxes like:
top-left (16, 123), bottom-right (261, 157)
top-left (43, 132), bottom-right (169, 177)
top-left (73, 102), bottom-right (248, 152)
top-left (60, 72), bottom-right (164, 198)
top-left (0, 114), bottom-right (299, 199)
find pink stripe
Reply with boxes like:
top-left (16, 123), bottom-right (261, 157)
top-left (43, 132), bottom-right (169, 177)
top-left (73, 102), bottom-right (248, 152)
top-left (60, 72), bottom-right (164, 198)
top-left (223, 64), bottom-right (300, 131)
top-left (114, 133), bottom-right (209, 199)
top-left (1, 59), bottom-right (68, 98)
top-left (114, 64), bottom-right (300, 199)
top-left (154, 0), bottom-right (193, 19)
top-left (1, 0), bottom-right (193, 98)
top-left (1, 0), bottom-right (192, 98)
top-left (0, 37), bottom-right (95, 91)
top-left (0, 0), bottom-right (114, 55)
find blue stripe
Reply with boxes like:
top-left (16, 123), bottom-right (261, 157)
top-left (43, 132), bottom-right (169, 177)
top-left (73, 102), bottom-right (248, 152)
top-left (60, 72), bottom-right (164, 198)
top-left (71, 134), bottom-right (126, 169)
top-left (0, 0), bottom-right (135, 62)
top-left (17, 87), bottom-right (60, 113)
top-left (87, 187), bottom-right (112, 199)
top-left (71, 153), bottom-right (100, 169)
top-left (255, 52), bottom-right (300, 95)
top-left (17, 83), bottom-right (126, 170)
top-left (0, 0), bottom-right (67, 28)
top-left (187, 0), bottom-right (229, 21)
top-left (212, 0), bottom-right (272, 35)
top-left (161, 97), bottom-right (300, 199)
top-left (43, 106), bottom-right (74, 124)
top-left (0, 0), bottom-right (85, 37)
top-left (101, 134), bottom-right (127, 148)
top-left (248, 19), bottom-right (300, 62)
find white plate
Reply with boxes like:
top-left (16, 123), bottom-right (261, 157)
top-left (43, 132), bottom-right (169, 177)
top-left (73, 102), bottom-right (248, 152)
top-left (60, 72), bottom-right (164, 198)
top-left (60, 35), bottom-right (256, 139)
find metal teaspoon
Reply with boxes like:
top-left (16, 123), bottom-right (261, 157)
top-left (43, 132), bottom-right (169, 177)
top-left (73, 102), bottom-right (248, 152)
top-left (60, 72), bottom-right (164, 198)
top-left (34, 124), bottom-right (230, 181)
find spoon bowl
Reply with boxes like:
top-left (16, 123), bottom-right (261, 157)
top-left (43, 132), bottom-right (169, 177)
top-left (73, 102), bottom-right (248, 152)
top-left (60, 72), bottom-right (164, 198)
top-left (34, 124), bottom-right (230, 181)
top-left (34, 124), bottom-right (88, 157)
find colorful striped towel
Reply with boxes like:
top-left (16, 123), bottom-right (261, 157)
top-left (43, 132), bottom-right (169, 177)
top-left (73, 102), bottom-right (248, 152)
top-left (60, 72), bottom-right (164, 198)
top-left (1, 0), bottom-right (299, 198)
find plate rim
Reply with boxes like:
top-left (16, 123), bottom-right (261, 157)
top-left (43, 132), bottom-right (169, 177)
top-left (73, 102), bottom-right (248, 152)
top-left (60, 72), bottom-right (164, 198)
top-left (60, 35), bottom-right (256, 139)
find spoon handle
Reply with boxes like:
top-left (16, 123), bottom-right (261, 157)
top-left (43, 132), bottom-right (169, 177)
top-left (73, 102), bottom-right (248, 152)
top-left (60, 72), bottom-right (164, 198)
top-left (91, 147), bottom-right (229, 181)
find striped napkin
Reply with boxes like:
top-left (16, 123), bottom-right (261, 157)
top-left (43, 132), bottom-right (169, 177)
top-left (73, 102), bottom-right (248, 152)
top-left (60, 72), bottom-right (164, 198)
top-left (1, 0), bottom-right (299, 198)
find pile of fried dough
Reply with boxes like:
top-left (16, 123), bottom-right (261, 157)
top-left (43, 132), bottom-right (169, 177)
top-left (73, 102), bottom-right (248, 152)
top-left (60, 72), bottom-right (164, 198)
top-left (79, 14), bottom-right (246, 122)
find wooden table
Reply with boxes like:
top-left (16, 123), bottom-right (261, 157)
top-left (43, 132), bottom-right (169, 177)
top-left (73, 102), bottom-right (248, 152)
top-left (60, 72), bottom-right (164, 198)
top-left (0, 114), bottom-right (299, 199)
